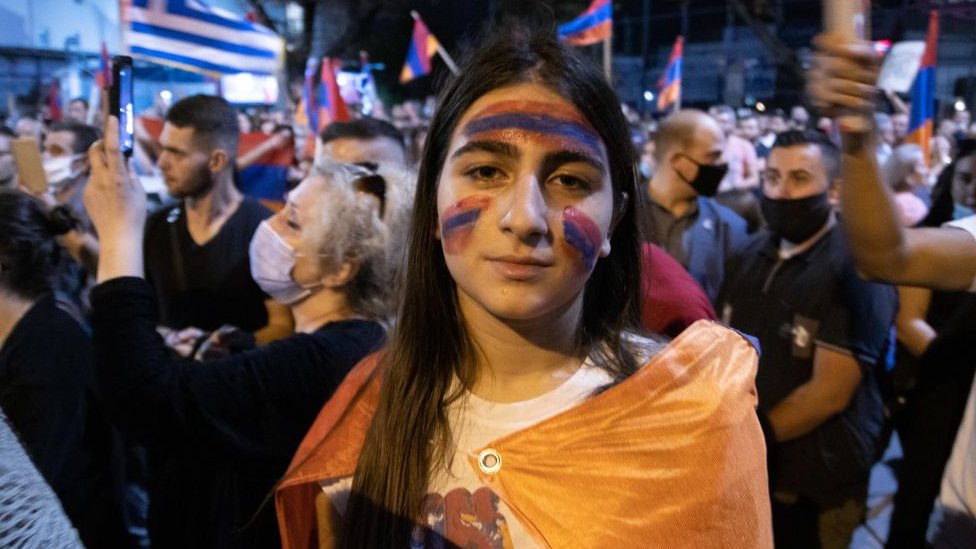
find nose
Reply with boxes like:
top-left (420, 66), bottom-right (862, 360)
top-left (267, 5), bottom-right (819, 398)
top-left (157, 151), bottom-right (171, 171)
top-left (498, 173), bottom-right (549, 240)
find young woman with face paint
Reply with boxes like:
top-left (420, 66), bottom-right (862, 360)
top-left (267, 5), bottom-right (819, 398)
top-left (277, 30), bottom-right (771, 549)
top-left (81, 117), bottom-right (413, 547)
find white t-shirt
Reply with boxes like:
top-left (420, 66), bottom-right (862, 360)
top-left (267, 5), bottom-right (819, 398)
top-left (928, 215), bottom-right (976, 547)
top-left (320, 361), bottom-right (615, 548)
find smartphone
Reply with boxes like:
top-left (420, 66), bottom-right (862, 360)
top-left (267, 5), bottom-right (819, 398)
top-left (111, 55), bottom-right (135, 157)
top-left (11, 138), bottom-right (47, 194)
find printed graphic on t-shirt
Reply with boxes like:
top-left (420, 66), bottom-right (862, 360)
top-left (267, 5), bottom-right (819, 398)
top-left (413, 487), bottom-right (514, 549)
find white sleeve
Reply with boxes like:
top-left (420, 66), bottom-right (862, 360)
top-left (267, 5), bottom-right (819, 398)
top-left (944, 215), bottom-right (976, 292)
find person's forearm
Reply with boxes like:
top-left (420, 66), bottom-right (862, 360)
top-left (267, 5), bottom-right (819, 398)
top-left (767, 382), bottom-right (846, 442)
top-left (839, 133), bottom-right (908, 280)
top-left (896, 319), bottom-right (935, 358)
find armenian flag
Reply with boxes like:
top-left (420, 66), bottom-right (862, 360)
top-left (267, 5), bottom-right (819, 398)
top-left (400, 13), bottom-right (441, 83)
top-left (95, 42), bottom-right (113, 88)
top-left (318, 57), bottom-right (350, 130)
top-left (905, 11), bottom-right (939, 165)
top-left (558, 0), bottom-right (612, 46)
top-left (657, 36), bottom-right (683, 112)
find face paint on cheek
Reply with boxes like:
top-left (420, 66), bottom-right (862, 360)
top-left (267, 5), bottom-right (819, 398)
top-left (440, 196), bottom-right (491, 255)
top-left (561, 207), bottom-right (603, 272)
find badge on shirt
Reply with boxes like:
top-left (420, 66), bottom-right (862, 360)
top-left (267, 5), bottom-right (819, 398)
top-left (790, 314), bottom-right (819, 359)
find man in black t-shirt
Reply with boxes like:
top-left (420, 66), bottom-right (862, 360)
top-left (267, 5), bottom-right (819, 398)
top-left (145, 95), bottom-right (292, 352)
top-left (717, 130), bottom-right (897, 549)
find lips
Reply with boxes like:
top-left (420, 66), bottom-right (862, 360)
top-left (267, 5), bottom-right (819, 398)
top-left (487, 255), bottom-right (553, 280)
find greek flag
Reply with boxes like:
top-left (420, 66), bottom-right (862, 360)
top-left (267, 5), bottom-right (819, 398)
top-left (123, 0), bottom-right (283, 76)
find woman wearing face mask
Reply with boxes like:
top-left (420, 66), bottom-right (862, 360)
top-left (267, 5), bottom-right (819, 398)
top-left (83, 125), bottom-right (412, 549)
top-left (276, 30), bottom-right (771, 548)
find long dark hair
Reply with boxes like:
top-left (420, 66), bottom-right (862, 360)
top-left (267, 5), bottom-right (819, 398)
top-left (341, 29), bottom-right (644, 546)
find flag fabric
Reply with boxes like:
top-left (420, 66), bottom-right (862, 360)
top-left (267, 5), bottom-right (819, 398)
top-left (238, 131), bottom-right (294, 204)
top-left (318, 57), bottom-right (350, 131)
top-left (657, 36), bottom-right (683, 112)
top-left (47, 79), bottom-right (63, 122)
top-left (300, 58), bottom-right (320, 135)
top-left (905, 11), bottom-right (939, 165)
top-left (122, 0), bottom-right (283, 76)
top-left (95, 42), bottom-right (112, 89)
top-left (558, 0), bottom-right (612, 46)
top-left (400, 14), bottom-right (441, 83)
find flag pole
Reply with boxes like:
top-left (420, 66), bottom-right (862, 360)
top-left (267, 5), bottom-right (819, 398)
top-left (603, 35), bottom-right (612, 80)
top-left (410, 10), bottom-right (460, 76)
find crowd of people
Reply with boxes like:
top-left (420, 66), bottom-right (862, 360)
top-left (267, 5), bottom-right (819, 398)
top-left (2, 24), bottom-right (976, 549)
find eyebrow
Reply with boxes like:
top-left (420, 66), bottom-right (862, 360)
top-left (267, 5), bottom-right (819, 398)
top-left (450, 140), bottom-right (520, 161)
top-left (450, 140), bottom-right (605, 173)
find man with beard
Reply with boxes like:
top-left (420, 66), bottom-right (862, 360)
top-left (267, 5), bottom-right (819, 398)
top-left (717, 129), bottom-right (897, 549)
top-left (145, 95), bottom-right (292, 355)
top-left (645, 109), bottom-right (747, 303)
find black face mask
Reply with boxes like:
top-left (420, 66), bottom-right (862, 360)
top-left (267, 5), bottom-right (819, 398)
top-left (761, 192), bottom-right (833, 244)
top-left (675, 154), bottom-right (728, 197)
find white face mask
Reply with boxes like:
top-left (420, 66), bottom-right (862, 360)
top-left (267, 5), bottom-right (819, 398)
top-left (249, 221), bottom-right (322, 305)
top-left (42, 154), bottom-right (83, 190)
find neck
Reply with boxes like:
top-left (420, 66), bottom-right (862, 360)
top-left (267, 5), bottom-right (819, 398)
top-left (184, 173), bottom-right (241, 223)
top-left (290, 288), bottom-right (359, 334)
top-left (459, 292), bottom-right (584, 403)
top-left (0, 292), bottom-right (36, 350)
top-left (649, 173), bottom-right (696, 217)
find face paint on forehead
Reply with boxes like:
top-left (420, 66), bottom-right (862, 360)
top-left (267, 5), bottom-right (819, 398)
top-left (462, 100), bottom-right (604, 159)
top-left (441, 196), bottom-right (491, 255)
top-left (561, 207), bottom-right (603, 272)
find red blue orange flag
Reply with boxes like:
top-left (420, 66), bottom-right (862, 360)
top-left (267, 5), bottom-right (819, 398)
top-left (558, 0), bottom-right (612, 46)
top-left (318, 57), bottom-right (350, 131)
top-left (905, 11), bottom-right (938, 165)
top-left (299, 57), bottom-right (319, 135)
top-left (95, 42), bottom-right (113, 89)
top-left (657, 36), bottom-right (683, 112)
top-left (400, 13), bottom-right (441, 83)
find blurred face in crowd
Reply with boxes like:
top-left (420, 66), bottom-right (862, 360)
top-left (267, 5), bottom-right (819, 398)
top-left (738, 117), bottom-right (760, 142)
top-left (762, 144), bottom-right (830, 201)
top-left (67, 100), bottom-right (88, 123)
top-left (0, 134), bottom-right (14, 186)
top-left (44, 129), bottom-right (89, 180)
top-left (768, 115), bottom-right (788, 135)
top-left (892, 113), bottom-right (909, 140)
top-left (951, 152), bottom-right (976, 210)
top-left (317, 136), bottom-right (406, 167)
top-left (15, 118), bottom-right (42, 142)
top-left (938, 120), bottom-right (957, 140)
top-left (435, 83), bottom-right (615, 324)
top-left (157, 124), bottom-right (218, 199)
top-left (711, 110), bottom-right (736, 136)
top-left (790, 106), bottom-right (809, 128)
top-left (955, 110), bottom-right (971, 129)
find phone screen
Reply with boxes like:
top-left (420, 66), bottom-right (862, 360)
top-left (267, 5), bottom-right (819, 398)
top-left (112, 56), bottom-right (135, 157)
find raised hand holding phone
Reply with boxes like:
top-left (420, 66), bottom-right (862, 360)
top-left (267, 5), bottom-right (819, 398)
top-left (84, 113), bottom-right (147, 282)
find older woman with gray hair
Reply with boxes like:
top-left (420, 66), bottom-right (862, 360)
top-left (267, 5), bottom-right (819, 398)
top-left (882, 143), bottom-right (931, 227)
top-left (83, 113), bottom-right (414, 549)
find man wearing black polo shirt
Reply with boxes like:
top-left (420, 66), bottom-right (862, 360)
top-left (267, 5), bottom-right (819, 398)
top-left (717, 129), bottom-right (897, 549)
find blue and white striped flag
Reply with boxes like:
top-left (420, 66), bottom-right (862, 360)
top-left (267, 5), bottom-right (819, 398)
top-left (123, 0), bottom-right (283, 76)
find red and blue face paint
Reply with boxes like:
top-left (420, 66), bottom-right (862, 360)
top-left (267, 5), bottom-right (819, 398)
top-left (441, 196), bottom-right (491, 255)
top-left (562, 207), bottom-right (603, 271)
top-left (462, 100), bottom-right (604, 159)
